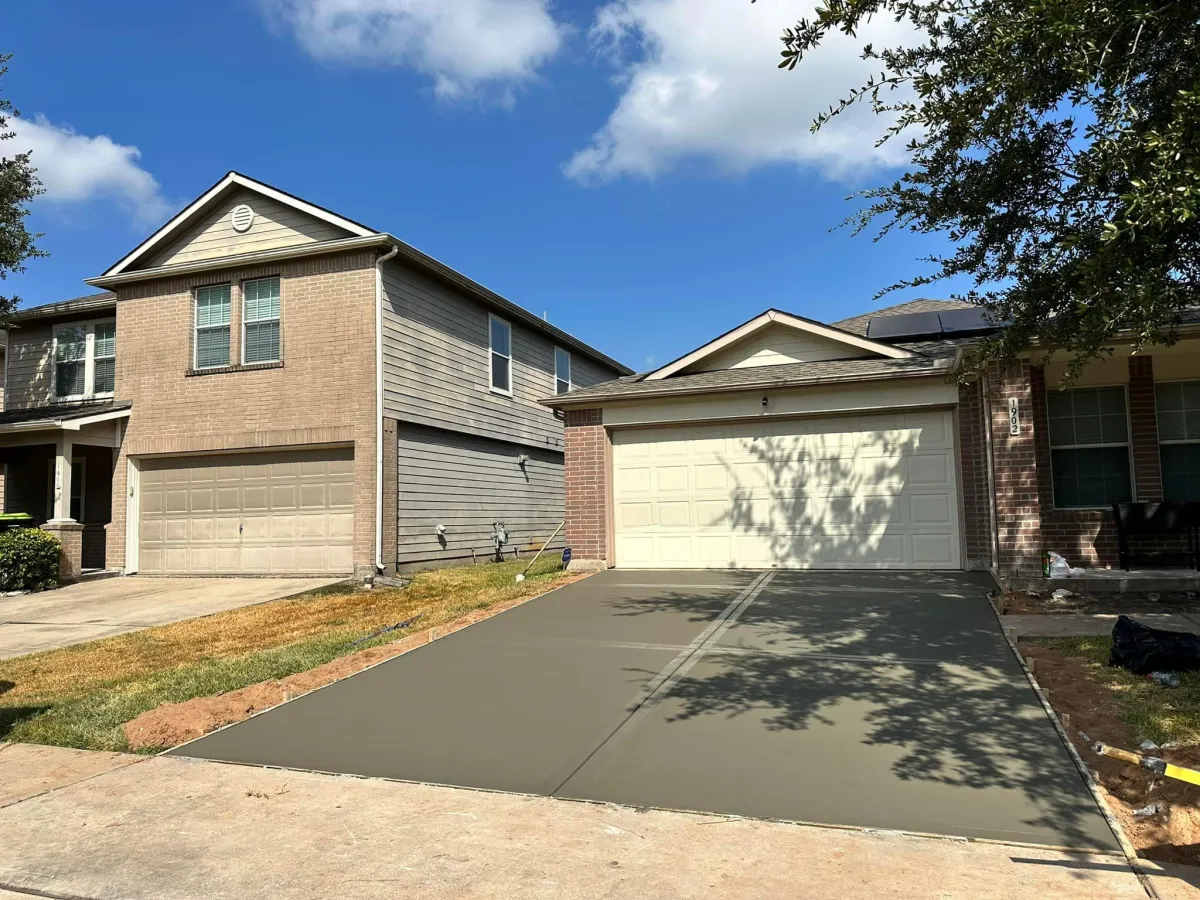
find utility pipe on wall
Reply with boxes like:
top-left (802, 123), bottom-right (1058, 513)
top-left (375, 243), bottom-right (400, 576)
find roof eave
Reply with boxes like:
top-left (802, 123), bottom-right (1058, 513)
top-left (542, 359), bottom-right (953, 408)
top-left (85, 235), bottom-right (393, 288)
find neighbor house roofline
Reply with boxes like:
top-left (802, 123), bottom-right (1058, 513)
top-left (100, 171), bottom-right (379, 278)
top-left (544, 356), bottom-right (955, 407)
top-left (9, 292), bottom-right (117, 324)
top-left (643, 309), bottom-right (915, 382)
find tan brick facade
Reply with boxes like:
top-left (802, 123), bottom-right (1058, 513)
top-left (107, 250), bottom-right (379, 576)
top-left (563, 408), bottom-right (609, 566)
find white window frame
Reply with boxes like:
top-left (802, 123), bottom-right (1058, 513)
top-left (193, 283), bottom-right (232, 370)
top-left (489, 313), bottom-right (513, 397)
top-left (1154, 379), bottom-right (1200, 499)
top-left (1046, 382), bottom-right (1135, 509)
top-left (241, 276), bottom-right (282, 365)
top-left (52, 319), bottom-right (117, 403)
top-left (554, 346), bottom-right (572, 395)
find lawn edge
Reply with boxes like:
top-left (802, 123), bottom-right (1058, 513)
top-left (993, 613), bottom-right (1161, 898)
top-left (159, 568), bottom-right (599, 758)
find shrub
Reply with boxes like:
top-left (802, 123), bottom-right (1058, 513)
top-left (0, 528), bottom-right (62, 592)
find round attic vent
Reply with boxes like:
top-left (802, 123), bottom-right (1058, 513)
top-left (231, 204), bottom-right (255, 233)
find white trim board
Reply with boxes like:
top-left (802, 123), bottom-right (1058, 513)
top-left (644, 309), bottom-right (915, 382)
top-left (100, 172), bottom-right (378, 278)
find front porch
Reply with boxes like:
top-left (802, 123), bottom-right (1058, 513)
top-left (0, 403), bottom-right (129, 579)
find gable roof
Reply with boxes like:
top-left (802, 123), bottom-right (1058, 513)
top-left (100, 172), bottom-right (379, 278)
top-left (10, 292), bottom-right (117, 324)
top-left (834, 298), bottom-right (974, 337)
top-left (643, 308), bottom-right (915, 382)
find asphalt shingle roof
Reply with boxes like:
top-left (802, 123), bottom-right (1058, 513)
top-left (0, 400), bottom-right (130, 427)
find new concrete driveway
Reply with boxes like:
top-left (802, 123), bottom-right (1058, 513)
top-left (0, 577), bottom-right (342, 659)
top-left (173, 569), bottom-right (1119, 850)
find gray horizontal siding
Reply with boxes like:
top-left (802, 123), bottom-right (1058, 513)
top-left (381, 259), bottom-right (623, 449)
top-left (4, 322), bottom-right (54, 410)
top-left (397, 423), bottom-right (565, 569)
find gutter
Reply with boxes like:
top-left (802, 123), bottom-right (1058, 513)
top-left (375, 244), bottom-right (400, 577)
top-left (541, 357), bottom-right (956, 408)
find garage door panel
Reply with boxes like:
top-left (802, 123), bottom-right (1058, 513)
top-left (138, 447), bottom-right (354, 575)
top-left (614, 412), bottom-right (961, 570)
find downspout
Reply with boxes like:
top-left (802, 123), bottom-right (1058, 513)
top-left (375, 243), bottom-right (400, 577)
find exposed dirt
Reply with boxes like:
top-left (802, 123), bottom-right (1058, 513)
top-left (1002, 589), bottom-right (1200, 616)
top-left (122, 592), bottom-right (551, 752)
top-left (1020, 642), bottom-right (1200, 866)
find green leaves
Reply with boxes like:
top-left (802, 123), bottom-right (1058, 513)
top-left (0, 53), bottom-right (46, 326)
top-left (0, 528), bottom-right (61, 592)
top-left (774, 0), bottom-right (1200, 378)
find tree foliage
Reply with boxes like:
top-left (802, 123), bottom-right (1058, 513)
top-left (767, 0), bottom-right (1200, 380)
top-left (0, 54), bottom-right (44, 324)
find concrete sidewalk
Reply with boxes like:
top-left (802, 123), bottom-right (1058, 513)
top-left (0, 743), bottom-right (1188, 900)
top-left (1003, 612), bottom-right (1200, 637)
top-left (0, 576), bottom-right (341, 659)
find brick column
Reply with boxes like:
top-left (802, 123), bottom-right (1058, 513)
top-left (564, 408), bottom-right (610, 569)
top-left (381, 418), bottom-right (399, 576)
top-left (988, 361), bottom-right (1043, 573)
top-left (957, 380), bottom-right (992, 570)
top-left (41, 521), bottom-right (85, 584)
top-left (1129, 355), bottom-right (1162, 501)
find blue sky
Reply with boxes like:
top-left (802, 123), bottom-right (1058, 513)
top-left (5, 0), bottom-right (968, 371)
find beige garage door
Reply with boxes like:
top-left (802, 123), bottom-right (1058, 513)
top-left (138, 448), bottom-right (355, 575)
top-left (612, 411), bottom-right (961, 570)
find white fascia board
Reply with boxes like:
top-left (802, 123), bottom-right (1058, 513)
top-left (644, 309), bottom-right (915, 381)
top-left (102, 172), bottom-right (377, 278)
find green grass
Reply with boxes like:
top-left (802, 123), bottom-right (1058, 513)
top-left (0, 556), bottom-right (574, 753)
top-left (1033, 636), bottom-right (1200, 745)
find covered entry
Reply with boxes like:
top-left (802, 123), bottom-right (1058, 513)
top-left (611, 410), bottom-right (962, 569)
top-left (137, 447), bottom-right (354, 575)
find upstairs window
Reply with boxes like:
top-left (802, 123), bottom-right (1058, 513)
top-left (195, 284), bottom-right (231, 369)
top-left (489, 314), bottom-right (512, 395)
top-left (53, 321), bottom-right (116, 402)
top-left (1156, 381), bottom-right (1200, 501)
top-left (1046, 385), bottom-right (1132, 508)
top-left (54, 326), bottom-right (87, 400)
top-left (243, 277), bottom-right (281, 364)
top-left (93, 323), bottom-right (116, 395)
top-left (555, 347), bottom-right (572, 395)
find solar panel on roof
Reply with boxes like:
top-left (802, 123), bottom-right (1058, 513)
top-left (938, 307), bottom-right (1001, 335)
top-left (866, 311), bottom-right (944, 340)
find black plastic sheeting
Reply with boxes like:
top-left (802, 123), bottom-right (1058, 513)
top-left (1109, 615), bottom-right (1200, 675)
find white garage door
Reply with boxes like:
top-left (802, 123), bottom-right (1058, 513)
top-left (612, 411), bottom-right (961, 570)
top-left (138, 448), bottom-right (355, 575)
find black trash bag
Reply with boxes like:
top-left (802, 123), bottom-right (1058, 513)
top-left (1108, 615), bottom-right (1200, 675)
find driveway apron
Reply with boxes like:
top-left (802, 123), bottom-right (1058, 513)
top-left (171, 569), bottom-right (1119, 851)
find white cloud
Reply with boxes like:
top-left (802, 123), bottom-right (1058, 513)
top-left (9, 115), bottom-right (171, 225)
top-left (262, 0), bottom-right (565, 101)
top-left (566, 0), bottom-right (916, 183)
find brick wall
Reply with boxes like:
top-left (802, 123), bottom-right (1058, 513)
top-left (957, 380), bottom-right (993, 569)
top-left (108, 250), bottom-right (379, 575)
top-left (563, 408), bottom-right (609, 565)
top-left (988, 361), bottom-right (1043, 573)
top-left (1129, 356), bottom-right (1163, 501)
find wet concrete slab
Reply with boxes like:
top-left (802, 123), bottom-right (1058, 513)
top-left (172, 569), bottom-right (1118, 851)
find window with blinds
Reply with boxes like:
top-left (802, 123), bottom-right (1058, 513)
top-left (195, 284), bottom-right (231, 369)
top-left (242, 277), bottom-right (281, 364)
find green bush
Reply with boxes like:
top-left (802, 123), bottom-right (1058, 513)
top-left (0, 528), bottom-right (62, 592)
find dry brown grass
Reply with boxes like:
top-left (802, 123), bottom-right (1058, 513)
top-left (0, 557), bottom-right (578, 709)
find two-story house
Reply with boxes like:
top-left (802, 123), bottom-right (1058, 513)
top-left (0, 172), bottom-right (630, 580)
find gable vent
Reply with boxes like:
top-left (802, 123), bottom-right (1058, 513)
top-left (230, 204), bottom-right (255, 233)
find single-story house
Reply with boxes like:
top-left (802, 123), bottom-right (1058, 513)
top-left (544, 300), bottom-right (1200, 577)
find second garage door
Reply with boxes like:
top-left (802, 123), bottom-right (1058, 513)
top-left (612, 411), bottom-right (961, 569)
top-left (138, 447), bottom-right (355, 575)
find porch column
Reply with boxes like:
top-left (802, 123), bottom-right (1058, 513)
top-left (49, 433), bottom-right (74, 523)
top-left (988, 361), bottom-right (1043, 574)
top-left (1129, 355), bottom-right (1163, 501)
top-left (41, 433), bottom-right (83, 583)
